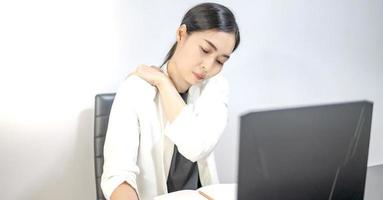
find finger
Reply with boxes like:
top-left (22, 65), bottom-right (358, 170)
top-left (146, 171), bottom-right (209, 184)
top-left (138, 64), bottom-right (149, 69)
top-left (150, 65), bottom-right (163, 72)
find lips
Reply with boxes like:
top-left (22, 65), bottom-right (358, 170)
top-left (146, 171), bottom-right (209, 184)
top-left (193, 72), bottom-right (205, 80)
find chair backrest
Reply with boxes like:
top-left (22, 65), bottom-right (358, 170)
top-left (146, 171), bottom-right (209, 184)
top-left (94, 93), bottom-right (116, 200)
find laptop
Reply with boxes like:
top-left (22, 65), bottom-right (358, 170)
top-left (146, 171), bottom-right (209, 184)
top-left (237, 101), bottom-right (373, 200)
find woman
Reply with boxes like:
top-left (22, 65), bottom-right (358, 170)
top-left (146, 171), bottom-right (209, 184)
top-left (101, 2), bottom-right (240, 200)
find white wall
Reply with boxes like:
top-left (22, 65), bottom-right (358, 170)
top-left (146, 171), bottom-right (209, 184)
top-left (217, 0), bottom-right (383, 183)
top-left (0, 0), bottom-right (382, 199)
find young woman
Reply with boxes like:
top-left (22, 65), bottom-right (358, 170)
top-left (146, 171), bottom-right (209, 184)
top-left (101, 2), bottom-right (240, 200)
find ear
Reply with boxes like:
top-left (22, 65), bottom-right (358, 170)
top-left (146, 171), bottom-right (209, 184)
top-left (176, 24), bottom-right (188, 43)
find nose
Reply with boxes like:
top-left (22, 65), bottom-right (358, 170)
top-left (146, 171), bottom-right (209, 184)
top-left (201, 59), bottom-right (215, 74)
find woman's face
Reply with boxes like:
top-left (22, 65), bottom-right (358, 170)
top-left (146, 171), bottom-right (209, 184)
top-left (170, 24), bottom-right (236, 86)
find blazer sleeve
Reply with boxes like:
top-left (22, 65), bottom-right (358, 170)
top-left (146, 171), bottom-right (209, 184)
top-left (164, 74), bottom-right (230, 162)
top-left (100, 76), bottom-right (141, 200)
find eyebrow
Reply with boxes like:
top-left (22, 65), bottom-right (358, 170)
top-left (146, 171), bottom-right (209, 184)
top-left (203, 39), bottom-right (230, 59)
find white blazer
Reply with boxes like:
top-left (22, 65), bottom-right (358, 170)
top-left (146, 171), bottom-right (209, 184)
top-left (101, 61), bottom-right (230, 200)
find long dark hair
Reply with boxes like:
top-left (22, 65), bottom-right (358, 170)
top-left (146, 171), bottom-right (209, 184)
top-left (160, 2), bottom-right (241, 67)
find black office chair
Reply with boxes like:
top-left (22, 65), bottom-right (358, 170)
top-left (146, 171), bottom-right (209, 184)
top-left (94, 93), bottom-right (116, 200)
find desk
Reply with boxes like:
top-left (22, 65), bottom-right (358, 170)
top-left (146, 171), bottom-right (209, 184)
top-left (154, 184), bottom-right (236, 200)
top-left (156, 165), bottom-right (382, 200)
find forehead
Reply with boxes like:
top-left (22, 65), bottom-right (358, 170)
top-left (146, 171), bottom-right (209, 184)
top-left (190, 29), bottom-right (236, 54)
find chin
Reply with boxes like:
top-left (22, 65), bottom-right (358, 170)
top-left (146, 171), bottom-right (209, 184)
top-left (191, 78), bottom-right (204, 85)
top-left (187, 79), bottom-right (197, 86)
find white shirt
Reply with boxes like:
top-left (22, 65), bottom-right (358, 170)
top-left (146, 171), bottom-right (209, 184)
top-left (101, 61), bottom-right (230, 200)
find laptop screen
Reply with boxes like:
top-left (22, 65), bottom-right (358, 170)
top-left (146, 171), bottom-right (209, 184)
top-left (237, 101), bottom-right (373, 200)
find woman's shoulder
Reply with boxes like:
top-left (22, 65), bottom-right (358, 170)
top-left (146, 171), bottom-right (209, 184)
top-left (117, 74), bottom-right (157, 101)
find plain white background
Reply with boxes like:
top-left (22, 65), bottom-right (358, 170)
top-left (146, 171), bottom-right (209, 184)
top-left (0, 0), bottom-right (382, 199)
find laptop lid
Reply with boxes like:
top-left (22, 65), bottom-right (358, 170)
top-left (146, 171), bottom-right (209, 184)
top-left (237, 101), bottom-right (373, 200)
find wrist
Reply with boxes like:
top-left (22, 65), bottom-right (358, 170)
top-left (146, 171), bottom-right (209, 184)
top-left (157, 75), bottom-right (172, 89)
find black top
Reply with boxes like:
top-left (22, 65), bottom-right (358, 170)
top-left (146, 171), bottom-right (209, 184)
top-left (166, 90), bottom-right (202, 192)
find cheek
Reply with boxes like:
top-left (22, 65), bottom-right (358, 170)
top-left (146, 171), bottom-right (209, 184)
top-left (180, 47), bottom-right (200, 70)
top-left (181, 43), bottom-right (202, 60)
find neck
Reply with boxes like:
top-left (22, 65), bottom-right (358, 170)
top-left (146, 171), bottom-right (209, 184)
top-left (167, 60), bottom-right (191, 93)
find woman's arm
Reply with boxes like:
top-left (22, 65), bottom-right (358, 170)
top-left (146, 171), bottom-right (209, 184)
top-left (159, 75), bottom-right (230, 162)
top-left (130, 64), bottom-right (230, 162)
top-left (157, 77), bottom-right (187, 122)
top-left (101, 76), bottom-right (142, 199)
top-left (110, 182), bottom-right (138, 200)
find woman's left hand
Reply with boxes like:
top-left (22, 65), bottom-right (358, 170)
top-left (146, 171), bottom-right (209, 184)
top-left (128, 64), bottom-right (169, 87)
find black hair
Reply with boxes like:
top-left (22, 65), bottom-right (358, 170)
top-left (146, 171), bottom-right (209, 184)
top-left (160, 2), bottom-right (240, 67)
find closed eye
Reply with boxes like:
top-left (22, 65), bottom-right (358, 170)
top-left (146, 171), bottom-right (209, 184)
top-left (200, 46), bottom-right (223, 65)
top-left (200, 46), bottom-right (209, 54)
